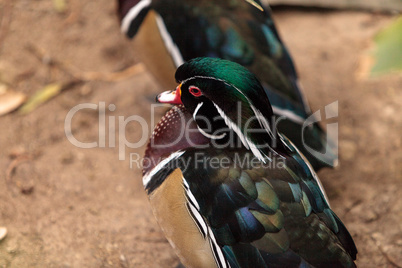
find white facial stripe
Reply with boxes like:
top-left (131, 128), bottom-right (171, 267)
top-left (212, 102), bottom-right (269, 163)
top-left (250, 105), bottom-right (274, 138)
top-left (272, 106), bottom-right (305, 125)
top-left (182, 75), bottom-right (286, 161)
top-left (197, 127), bottom-right (227, 140)
top-left (225, 83), bottom-right (276, 138)
top-left (121, 0), bottom-right (152, 34)
top-left (193, 102), bottom-right (204, 121)
top-left (182, 76), bottom-right (274, 137)
top-left (249, 106), bottom-right (285, 160)
top-left (181, 75), bottom-right (226, 85)
top-left (212, 103), bottom-right (248, 149)
top-left (194, 102), bottom-right (227, 140)
top-left (155, 14), bottom-right (184, 67)
top-left (142, 150), bottom-right (185, 187)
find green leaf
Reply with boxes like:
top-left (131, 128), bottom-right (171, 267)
top-left (19, 83), bottom-right (63, 114)
top-left (52, 0), bottom-right (67, 13)
top-left (371, 16), bottom-right (402, 75)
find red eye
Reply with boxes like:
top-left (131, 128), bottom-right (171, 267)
top-left (189, 86), bottom-right (202, 97)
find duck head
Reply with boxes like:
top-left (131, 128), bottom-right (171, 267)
top-left (157, 57), bottom-right (285, 162)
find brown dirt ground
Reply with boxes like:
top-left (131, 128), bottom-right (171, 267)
top-left (0, 1), bottom-right (401, 267)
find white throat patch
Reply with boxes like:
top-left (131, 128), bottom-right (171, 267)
top-left (193, 102), bottom-right (227, 140)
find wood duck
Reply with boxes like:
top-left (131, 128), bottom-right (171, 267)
top-left (117, 0), bottom-right (337, 170)
top-left (143, 58), bottom-right (357, 268)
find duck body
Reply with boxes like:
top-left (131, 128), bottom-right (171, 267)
top-left (119, 0), bottom-right (337, 170)
top-left (143, 58), bottom-right (357, 268)
top-left (145, 147), bottom-right (356, 268)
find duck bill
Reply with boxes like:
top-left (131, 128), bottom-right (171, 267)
top-left (157, 86), bottom-right (182, 104)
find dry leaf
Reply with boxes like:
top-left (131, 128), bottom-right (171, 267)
top-left (19, 83), bottom-right (63, 114)
top-left (0, 227), bottom-right (7, 241)
top-left (0, 85), bottom-right (27, 116)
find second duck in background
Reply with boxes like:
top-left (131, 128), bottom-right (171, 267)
top-left (118, 0), bottom-right (337, 170)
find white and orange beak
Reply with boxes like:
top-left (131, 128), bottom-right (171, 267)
top-left (157, 84), bottom-right (182, 105)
